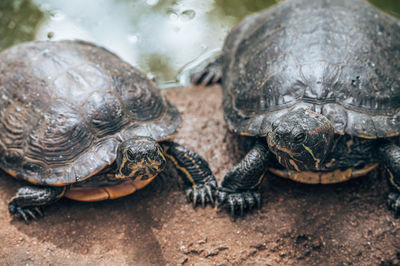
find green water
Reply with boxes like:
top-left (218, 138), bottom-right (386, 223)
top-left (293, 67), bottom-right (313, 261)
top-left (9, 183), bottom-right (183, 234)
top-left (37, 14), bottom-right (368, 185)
top-left (0, 0), bottom-right (399, 88)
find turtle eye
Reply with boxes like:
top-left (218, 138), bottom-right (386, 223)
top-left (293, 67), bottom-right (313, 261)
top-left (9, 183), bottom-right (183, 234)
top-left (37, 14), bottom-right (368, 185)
top-left (294, 133), bottom-right (305, 143)
top-left (126, 149), bottom-right (136, 161)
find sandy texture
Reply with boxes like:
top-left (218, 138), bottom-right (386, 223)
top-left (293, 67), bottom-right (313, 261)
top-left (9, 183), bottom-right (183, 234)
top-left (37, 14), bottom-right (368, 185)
top-left (0, 85), bottom-right (399, 265)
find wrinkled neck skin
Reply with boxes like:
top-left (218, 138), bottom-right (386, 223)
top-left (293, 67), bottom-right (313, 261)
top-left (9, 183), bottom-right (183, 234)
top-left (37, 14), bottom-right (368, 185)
top-left (267, 108), bottom-right (335, 172)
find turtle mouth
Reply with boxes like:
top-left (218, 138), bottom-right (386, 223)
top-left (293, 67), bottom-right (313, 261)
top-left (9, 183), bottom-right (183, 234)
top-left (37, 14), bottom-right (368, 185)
top-left (116, 162), bottom-right (164, 180)
top-left (116, 149), bottom-right (167, 180)
top-left (270, 143), bottom-right (324, 172)
top-left (269, 147), bottom-right (300, 171)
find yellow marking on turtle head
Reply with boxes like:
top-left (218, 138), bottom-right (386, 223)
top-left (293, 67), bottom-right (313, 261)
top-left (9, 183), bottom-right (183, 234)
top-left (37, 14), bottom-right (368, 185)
top-left (146, 156), bottom-right (163, 170)
top-left (325, 158), bottom-right (336, 168)
top-left (274, 145), bottom-right (296, 157)
top-left (116, 150), bottom-right (129, 178)
top-left (117, 154), bottom-right (163, 179)
top-left (158, 150), bottom-right (166, 163)
top-left (302, 144), bottom-right (320, 169)
top-left (272, 144), bottom-right (300, 167)
top-left (289, 159), bottom-right (300, 171)
top-left (277, 155), bottom-right (282, 165)
top-left (116, 156), bottom-right (144, 179)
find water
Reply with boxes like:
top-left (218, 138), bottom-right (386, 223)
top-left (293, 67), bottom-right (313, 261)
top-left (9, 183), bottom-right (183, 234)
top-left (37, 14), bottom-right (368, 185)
top-left (0, 0), bottom-right (399, 88)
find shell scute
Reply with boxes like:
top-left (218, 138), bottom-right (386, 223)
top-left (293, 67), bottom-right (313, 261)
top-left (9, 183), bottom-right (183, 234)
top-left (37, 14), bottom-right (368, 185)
top-left (0, 40), bottom-right (181, 185)
top-left (220, 0), bottom-right (400, 138)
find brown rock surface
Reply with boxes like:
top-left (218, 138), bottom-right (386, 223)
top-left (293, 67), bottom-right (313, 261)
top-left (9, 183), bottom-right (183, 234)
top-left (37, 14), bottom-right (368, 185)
top-left (0, 85), bottom-right (399, 265)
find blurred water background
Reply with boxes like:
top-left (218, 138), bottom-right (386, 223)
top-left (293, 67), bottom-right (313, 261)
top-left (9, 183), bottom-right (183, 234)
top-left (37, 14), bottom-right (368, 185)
top-left (0, 0), bottom-right (399, 88)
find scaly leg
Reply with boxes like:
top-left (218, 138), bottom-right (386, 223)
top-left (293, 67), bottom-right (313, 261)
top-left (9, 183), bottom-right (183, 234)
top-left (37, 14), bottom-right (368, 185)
top-left (218, 141), bottom-right (271, 216)
top-left (378, 141), bottom-right (400, 217)
top-left (161, 141), bottom-right (217, 207)
top-left (8, 186), bottom-right (66, 222)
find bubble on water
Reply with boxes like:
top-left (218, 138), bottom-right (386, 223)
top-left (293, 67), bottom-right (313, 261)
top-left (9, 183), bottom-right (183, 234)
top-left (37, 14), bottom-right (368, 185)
top-left (167, 9), bottom-right (179, 21)
top-left (146, 72), bottom-right (156, 81)
top-left (127, 34), bottom-right (139, 44)
top-left (146, 0), bottom-right (159, 6)
top-left (47, 32), bottom-right (55, 39)
top-left (180, 9), bottom-right (196, 22)
top-left (51, 11), bottom-right (65, 21)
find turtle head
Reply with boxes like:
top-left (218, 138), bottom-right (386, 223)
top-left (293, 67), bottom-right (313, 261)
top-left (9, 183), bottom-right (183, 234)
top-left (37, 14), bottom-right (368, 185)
top-left (115, 137), bottom-right (166, 188)
top-left (267, 108), bottom-right (334, 171)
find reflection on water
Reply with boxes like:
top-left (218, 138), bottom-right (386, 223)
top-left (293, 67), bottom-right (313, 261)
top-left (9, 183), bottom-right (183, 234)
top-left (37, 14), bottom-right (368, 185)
top-left (369, 0), bottom-right (400, 18)
top-left (0, 0), bottom-right (43, 49)
top-left (0, 0), bottom-right (399, 88)
top-left (33, 0), bottom-right (269, 87)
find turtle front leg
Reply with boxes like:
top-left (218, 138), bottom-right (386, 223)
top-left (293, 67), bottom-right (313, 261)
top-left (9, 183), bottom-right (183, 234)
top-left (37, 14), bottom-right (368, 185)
top-left (161, 141), bottom-right (217, 207)
top-left (378, 141), bottom-right (400, 217)
top-left (218, 141), bottom-right (271, 217)
top-left (8, 186), bottom-right (66, 222)
top-left (191, 55), bottom-right (223, 86)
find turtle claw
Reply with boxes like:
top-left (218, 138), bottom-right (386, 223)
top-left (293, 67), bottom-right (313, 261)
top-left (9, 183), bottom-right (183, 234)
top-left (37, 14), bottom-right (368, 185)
top-left (26, 209), bottom-right (38, 220)
top-left (200, 189), bottom-right (206, 208)
top-left (186, 189), bottom-right (193, 201)
top-left (186, 176), bottom-right (217, 208)
top-left (217, 191), bottom-right (227, 208)
top-left (34, 207), bottom-right (43, 217)
top-left (205, 185), bottom-right (215, 206)
top-left (192, 189), bottom-right (199, 208)
top-left (217, 189), bottom-right (261, 217)
top-left (9, 205), bottom-right (44, 223)
top-left (18, 208), bottom-right (29, 223)
top-left (191, 63), bottom-right (222, 86)
top-left (388, 192), bottom-right (400, 218)
top-left (229, 199), bottom-right (236, 217)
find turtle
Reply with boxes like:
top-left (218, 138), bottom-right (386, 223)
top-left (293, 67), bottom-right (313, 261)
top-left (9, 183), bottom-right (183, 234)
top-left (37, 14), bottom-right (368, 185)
top-left (192, 0), bottom-right (400, 216)
top-left (0, 40), bottom-right (217, 222)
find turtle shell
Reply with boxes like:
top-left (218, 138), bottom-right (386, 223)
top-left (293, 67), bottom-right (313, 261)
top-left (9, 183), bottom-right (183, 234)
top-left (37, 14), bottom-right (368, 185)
top-left (0, 40), bottom-right (181, 186)
top-left (221, 0), bottom-right (400, 138)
